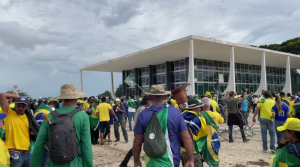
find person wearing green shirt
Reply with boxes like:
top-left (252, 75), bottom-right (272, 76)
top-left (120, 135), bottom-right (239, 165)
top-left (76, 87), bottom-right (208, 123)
top-left (31, 84), bottom-right (93, 167)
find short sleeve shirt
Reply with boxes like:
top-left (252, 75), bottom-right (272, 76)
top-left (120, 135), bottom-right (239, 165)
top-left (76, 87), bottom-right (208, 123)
top-left (272, 104), bottom-right (291, 122)
top-left (210, 99), bottom-right (219, 112)
top-left (206, 110), bottom-right (224, 125)
top-left (113, 105), bottom-right (125, 121)
top-left (96, 103), bottom-right (112, 122)
top-left (257, 98), bottom-right (275, 121)
top-left (224, 97), bottom-right (239, 114)
top-left (134, 104), bottom-right (188, 166)
top-left (241, 99), bottom-right (249, 112)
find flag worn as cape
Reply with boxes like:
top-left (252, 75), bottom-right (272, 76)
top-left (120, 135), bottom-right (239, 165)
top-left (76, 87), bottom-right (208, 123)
top-left (293, 97), bottom-right (300, 117)
top-left (270, 146), bottom-right (300, 167)
top-left (128, 99), bottom-right (137, 108)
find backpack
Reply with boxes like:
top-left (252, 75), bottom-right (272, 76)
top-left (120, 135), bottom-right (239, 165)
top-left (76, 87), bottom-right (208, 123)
top-left (144, 109), bottom-right (167, 158)
top-left (49, 109), bottom-right (80, 164)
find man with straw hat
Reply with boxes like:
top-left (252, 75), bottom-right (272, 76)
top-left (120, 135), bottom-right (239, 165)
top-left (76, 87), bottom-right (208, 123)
top-left (31, 84), bottom-right (93, 167)
top-left (270, 118), bottom-right (300, 166)
top-left (133, 84), bottom-right (194, 167)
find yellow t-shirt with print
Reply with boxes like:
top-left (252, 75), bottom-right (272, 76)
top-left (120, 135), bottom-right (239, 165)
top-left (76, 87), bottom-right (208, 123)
top-left (4, 108), bottom-right (30, 150)
top-left (96, 103), bottom-right (112, 122)
top-left (257, 98), bottom-right (275, 121)
top-left (0, 138), bottom-right (10, 167)
top-left (206, 110), bottom-right (224, 125)
top-left (210, 99), bottom-right (219, 112)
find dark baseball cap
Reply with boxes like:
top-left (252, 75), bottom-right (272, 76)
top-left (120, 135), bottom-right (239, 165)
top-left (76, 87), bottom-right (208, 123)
top-left (15, 97), bottom-right (29, 105)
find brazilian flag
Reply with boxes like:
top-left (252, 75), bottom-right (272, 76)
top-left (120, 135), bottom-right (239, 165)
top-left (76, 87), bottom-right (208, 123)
top-left (293, 97), bottom-right (300, 117)
top-left (270, 147), bottom-right (300, 166)
top-left (124, 76), bottom-right (136, 88)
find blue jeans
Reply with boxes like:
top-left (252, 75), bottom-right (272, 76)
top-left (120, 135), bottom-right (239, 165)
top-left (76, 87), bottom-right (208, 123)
top-left (241, 111), bottom-right (248, 123)
top-left (42, 150), bottom-right (49, 167)
top-left (10, 153), bottom-right (31, 167)
top-left (275, 121), bottom-right (285, 146)
top-left (228, 125), bottom-right (246, 139)
top-left (260, 118), bottom-right (276, 151)
top-left (128, 112), bottom-right (136, 130)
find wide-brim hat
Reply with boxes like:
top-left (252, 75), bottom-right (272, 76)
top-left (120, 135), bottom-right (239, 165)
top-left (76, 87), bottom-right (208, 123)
top-left (186, 98), bottom-right (204, 109)
top-left (55, 84), bottom-right (86, 100)
top-left (147, 85), bottom-right (171, 96)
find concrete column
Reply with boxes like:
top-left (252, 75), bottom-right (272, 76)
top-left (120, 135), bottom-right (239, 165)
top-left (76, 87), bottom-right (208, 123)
top-left (282, 56), bottom-right (292, 93)
top-left (80, 70), bottom-right (83, 92)
top-left (187, 38), bottom-right (195, 95)
top-left (122, 71), bottom-right (126, 96)
top-left (110, 72), bottom-right (116, 99)
top-left (254, 52), bottom-right (267, 95)
top-left (224, 46), bottom-right (236, 92)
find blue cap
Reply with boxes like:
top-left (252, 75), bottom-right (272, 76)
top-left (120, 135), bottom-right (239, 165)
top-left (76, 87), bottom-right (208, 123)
top-left (0, 113), bottom-right (7, 120)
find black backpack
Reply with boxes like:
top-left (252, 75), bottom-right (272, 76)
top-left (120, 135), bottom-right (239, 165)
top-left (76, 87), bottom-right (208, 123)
top-left (49, 109), bottom-right (80, 164)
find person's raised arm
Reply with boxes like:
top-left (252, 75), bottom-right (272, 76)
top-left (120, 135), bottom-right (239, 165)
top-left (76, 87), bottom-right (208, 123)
top-left (0, 93), bottom-right (19, 113)
top-left (133, 134), bottom-right (144, 167)
top-left (223, 91), bottom-right (229, 100)
top-left (239, 88), bottom-right (248, 101)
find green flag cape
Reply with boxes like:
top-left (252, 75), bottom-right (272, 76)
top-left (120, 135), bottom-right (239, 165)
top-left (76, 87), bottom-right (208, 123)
top-left (35, 104), bottom-right (52, 113)
top-left (128, 99), bottom-right (137, 108)
top-left (200, 111), bottom-right (220, 167)
top-left (144, 105), bottom-right (173, 167)
top-left (270, 146), bottom-right (300, 167)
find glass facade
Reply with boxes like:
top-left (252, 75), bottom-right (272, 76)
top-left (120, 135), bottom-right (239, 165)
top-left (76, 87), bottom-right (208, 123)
top-left (194, 59), bottom-right (229, 95)
top-left (170, 60), bottom-right (187, 90)
top-left (122, 58), bottom-right (288, 96)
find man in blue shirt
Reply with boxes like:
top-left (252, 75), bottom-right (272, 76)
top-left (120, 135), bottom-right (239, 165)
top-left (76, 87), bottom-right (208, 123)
top-left (241, 96), bottom-right (249, 122)
top-left (133, 85), bottom-right (194, 167)
top-left (113, 98), bottom-right (128, 142)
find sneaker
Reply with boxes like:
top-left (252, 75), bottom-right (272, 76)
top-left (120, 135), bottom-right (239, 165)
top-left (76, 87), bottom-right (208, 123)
top-left (103, 139), bottom-right (108, 142)
top-left (101, 143), bottom-right (104, 146)
top-left (114, 139), bottom-right (120, 142)
top-left (263, 150), bottom-right (267, 153)
top-left (243, 138), bottom-right (250, 142)
top-left (271, 148), bottom-right (276, 153)
top-left (95, 141), bottom-right (99, 144)
top-left (108, 140), bottom-right (113, 144)
top-left (125, 140), bottom-right (128, 143)
top-left (229, 139), bottom-right (234, 143)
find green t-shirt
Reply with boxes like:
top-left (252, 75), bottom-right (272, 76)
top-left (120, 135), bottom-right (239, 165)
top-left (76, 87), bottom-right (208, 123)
top-left (224, 97), bottom-right (239, 114)
top-left (257, 98), bottom-right (275, 121)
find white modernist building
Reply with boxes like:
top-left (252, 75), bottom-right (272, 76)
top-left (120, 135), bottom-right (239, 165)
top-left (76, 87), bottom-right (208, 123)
top-left (80, 35), bottom-right (300, 96)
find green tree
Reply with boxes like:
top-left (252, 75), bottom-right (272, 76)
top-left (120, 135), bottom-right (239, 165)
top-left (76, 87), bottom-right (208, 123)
top-left (115, 84), bottom-right (123, 98)
top-left (6, 90), bottom-right (30, 97)
top-left (97, 90), bottom-right (111, 97)
top-left (258, 37), bottom-right (300, 55)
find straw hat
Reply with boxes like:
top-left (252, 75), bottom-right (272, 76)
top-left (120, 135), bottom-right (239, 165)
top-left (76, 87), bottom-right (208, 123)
top-left (147, 85), bottom-right (171, 96)
top-left (55, 84), bottom-right (85, 100)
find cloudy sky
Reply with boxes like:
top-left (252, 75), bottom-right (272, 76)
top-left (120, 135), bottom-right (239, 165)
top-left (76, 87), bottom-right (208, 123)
top-left (0, 0), bottom-right (299, 98)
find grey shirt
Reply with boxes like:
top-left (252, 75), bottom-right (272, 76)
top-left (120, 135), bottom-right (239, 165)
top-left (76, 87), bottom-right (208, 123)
top-left (224, 97), bottom-right (239, 114)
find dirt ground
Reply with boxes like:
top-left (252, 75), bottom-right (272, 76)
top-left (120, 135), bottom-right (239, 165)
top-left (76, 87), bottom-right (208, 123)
top-left (92, 113), bottom-right (275, 167)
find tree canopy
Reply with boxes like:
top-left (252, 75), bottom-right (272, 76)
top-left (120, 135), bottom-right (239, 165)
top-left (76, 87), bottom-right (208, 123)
top-left (258, 37), bottom-right (300, 55)
top-left (6, 90), bottom-right (30, 97)
top-left (115, 84), bottom-right (122, 98)
top-left (97, 90), bottom-right (111, 97)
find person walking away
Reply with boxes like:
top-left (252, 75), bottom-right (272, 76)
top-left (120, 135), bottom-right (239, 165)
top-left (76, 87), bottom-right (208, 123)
top-left (133, 85), bottom-right (195, 167)
top-left (127, 95), bottom-right (137, 131)
top-left (123, 97), bottom-right (129, 127)
top-left (0, 94), bottom-right (40, 167)
top-left (34, 100), bottom-right (53, 167)
top-left (97, 97), bottom-right (118, 146)
top-left (205, 92), bottom-right (220, 112)
top-left (181, 98), bottom-right (207, 167)
top-left (113, 98), bottom-right (128, 142)
top-left (280, 92), bottom-right (293, 114)
top-left (0, 113), bottom-right (10, 167)
top-left (86, 99), bottom-right (100, 144)
top-left (252, 95), bottom-right (258, 113)
top-left (270, 118), bottom-right (300, 166)
top-left (224, 89), bottom-right (250, 143)
top-left (202, 97), bottom-right (224, 125)
top-left (31, 84), bottom-right (93, 167)
top-left (253, 90), bottom-right (276, 153)
top-left (241, 95), bottom-right (249, 122)
top-left (272, 95), bottom-right (292, 146)
top-left (120, 96), bottom-right (151, 167)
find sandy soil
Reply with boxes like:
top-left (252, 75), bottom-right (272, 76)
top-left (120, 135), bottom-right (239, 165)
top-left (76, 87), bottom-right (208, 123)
top-left (92, 113), bottom-right (275, 167)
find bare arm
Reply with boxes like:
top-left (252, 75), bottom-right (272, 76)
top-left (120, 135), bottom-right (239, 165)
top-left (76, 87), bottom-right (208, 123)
top-left (288, 113), bottom-right (292, 118)
top-left (0, 93), bottom-right (19, 113)
top-left (223, 91), bottom-right (229, 100)
top-left (239, 88), bottom-right (248, 101)
top-left (271, 113), bottom-right (276, 118)
top-left (133, 134), bottom-right (144, 167)
top-left (180, 130), bottom-right (194, 163)
top-left (253, 107), bottom-right (260, 123)
top-left (216, 107), bottom-right (220, 113)
top-left (109, 109), bottom-right (118, 120)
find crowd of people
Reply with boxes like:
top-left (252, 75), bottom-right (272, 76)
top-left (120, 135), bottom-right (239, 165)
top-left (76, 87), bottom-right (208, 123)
top-left (0, 83), bottom-right (300, 167)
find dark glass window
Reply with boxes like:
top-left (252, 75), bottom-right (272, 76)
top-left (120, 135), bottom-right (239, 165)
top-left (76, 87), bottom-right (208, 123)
top-left (224, 73), bottom-right (229, 82)
top-left (197, 60), bottom-right (202, 69)
top-left (171, 74), bottom-right (175, 83)
top-left (198, 72), bottom-right (203, 81)
top-left (146, 78), bottom-right (149, 85)
top-left (180, 61), bottom-right (185, 70)
top-left (208, 61), bottom-right (213, 70)
top-left (171, 62), bottom-right (175, 71)
top-left (175, 61), bottom-right (180, 70)
top-left (180, 72), bottom-right (185, 82)
top-left (209, 71), bottom-right (213, 82)
top-left (203, 71), bottom-right (208, 81)
top-left (162, 75), bottom-right (166, 84)
top-left (203, 60), bottom-right (208, 70)
top-left (214, 61), bottom-right (218, 70)
top-left (161, 64), bottom-right (165, 73)
top-left (175, 72), bottom-right (180, 82)
top-left (219, 62), bottom-right (223, 71)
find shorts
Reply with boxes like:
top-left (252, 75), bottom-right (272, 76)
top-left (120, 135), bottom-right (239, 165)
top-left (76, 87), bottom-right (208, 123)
top-left (124, 113), bottom-right (128, 120)
top-left (99, 121), bottom-right (110, 133)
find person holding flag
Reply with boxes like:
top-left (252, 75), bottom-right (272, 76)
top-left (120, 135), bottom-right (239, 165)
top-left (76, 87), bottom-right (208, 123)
top-left (127, 95), bottom-right (137, 131)
top-left (270, 118), bottom-right (300, 166)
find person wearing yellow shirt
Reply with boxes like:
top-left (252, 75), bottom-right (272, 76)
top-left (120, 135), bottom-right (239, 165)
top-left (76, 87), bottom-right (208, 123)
top-left (202, 97), bottom-right (224, 125)
top-left (253, 90), bottom-right (276, 153)
top-left (0, 93), bottom-right (40, 167)
top-left (0, 113), bottom-right (10, 167)
top-left (205, 92), bottom-right (220, 113)
top-left (84, 96), bottom-right (95, 111)
top-left (96, 97), bottom-right (118, 146)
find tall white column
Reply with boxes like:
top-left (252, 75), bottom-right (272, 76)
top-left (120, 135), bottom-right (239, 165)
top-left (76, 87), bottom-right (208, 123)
top-left (111, 72), bottom-right (116, 99)
top-left (282, 56), bottom-right (292, 93)
top-left (80, 70), bottom-right (83, 92)
top-left (187, 38), bottom-right (195, 95)
top-left (224, 46), bottom-right (236, 93)
top-left (254, 52), bottom-right (267, 95)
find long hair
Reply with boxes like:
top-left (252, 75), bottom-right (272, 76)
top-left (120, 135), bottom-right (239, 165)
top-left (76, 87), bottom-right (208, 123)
top-left (275, 95), bottom-right (282, 110)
